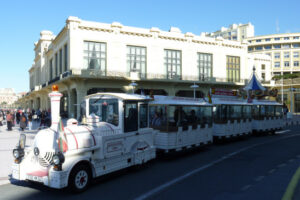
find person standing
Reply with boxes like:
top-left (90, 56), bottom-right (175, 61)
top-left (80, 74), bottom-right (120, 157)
top-left (28, 112), bottom-right (33, 131)
top-left (16, 111), bottom-right (20, 125)
top-left (6, 112), bottom-right (12, 131)
top-left (20, 113), bottom-right (27, 131)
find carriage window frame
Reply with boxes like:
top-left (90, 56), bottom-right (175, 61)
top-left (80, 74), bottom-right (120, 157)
top-left (139, 103), bottom-right (148, 128)
top-left (124, 101), bottom-right (138, 133)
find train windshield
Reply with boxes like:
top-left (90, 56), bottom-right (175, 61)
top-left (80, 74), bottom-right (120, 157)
top-left (89, 98), bottom-right (119, 126)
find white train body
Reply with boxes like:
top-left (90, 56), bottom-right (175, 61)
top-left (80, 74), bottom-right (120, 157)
top-left (212, 96), bottom-right (253, 139)
top-left (149, 96), bottom-right (213, 152)
top-left (11, 88), bottom-right (284, 191)
top-left (12, 91), bottom-right (156, 191)
top-left (251, 99), bottom-right (284, 133)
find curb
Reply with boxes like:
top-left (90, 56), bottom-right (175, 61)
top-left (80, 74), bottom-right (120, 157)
top-left (282, 166), bottom-right (300, 200)
top-left (0, 177), bottom-right (10, 186)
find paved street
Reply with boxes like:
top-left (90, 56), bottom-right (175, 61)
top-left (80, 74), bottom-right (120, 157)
top-left (0, 124), bottom-right (299, 200)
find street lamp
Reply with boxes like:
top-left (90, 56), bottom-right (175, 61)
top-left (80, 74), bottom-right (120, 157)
top-left (190, 82), bottom-right (199, 99)
top-left (129, 81), bottom-right (138, 94)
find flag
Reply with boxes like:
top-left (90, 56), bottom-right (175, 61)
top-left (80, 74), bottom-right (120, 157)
top-left (57, 117), bottom-right (68, 152)
top-left (208, 89), bottom-right (212, 104)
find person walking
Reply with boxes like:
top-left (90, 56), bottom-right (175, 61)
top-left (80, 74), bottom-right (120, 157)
top-left (20, 113), bottom-right (27, 131)
top-left (6, 112), bottom-right (12, 131)
top-left (27, 112), bottom-right (33, 131)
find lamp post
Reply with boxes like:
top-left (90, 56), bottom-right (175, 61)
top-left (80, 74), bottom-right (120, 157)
top-left (129, 81), bottom-right (138, 94)
top-left (190, 82), bottom-right (199, 99)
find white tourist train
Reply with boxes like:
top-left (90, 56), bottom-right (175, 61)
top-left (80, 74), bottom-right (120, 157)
top-left (149, 96), bottom-right (213, 152)
top-left (11, 84), bottom-right (284, 192)
top-left (12, 86), bottom-right (156, 192)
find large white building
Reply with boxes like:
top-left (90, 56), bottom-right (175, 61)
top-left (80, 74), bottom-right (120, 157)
top-left (206, 23), bottom-right (255, 42)
top-left (19, 17), bottom-right (270, 118)
top-left (0, 88), bottom-right (18, 106)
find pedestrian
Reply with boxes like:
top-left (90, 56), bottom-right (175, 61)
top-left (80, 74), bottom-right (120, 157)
top-left (6, 112), bottom-right (12, 131)
top-left (28, 112), bottom-right (33, 131)
top-left (16, 111), bottom-right (20, 125)
top-left (20, 113), bottom-right (27, 131)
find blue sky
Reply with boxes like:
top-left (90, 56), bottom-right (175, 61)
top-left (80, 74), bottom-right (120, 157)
top-left (1, 0), bottom-right (300, 93)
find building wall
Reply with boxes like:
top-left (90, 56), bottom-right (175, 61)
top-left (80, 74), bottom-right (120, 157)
top-left (248, 33), bottom-right (300, 76)
top-left (20, 17), bottom-right (269, 117)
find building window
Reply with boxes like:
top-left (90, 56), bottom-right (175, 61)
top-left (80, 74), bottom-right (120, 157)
top-left (264, 45), bottom-right (272, 49)
top-left (284, 61), bottom-right (290, 67)
top-left (49, 59), bottom-right (53, 80)
top-left (293, 43), bottom-right (300, 48)
top-left (164, 49), bottom-right (181, 80)
top-left (198, 53), bottom-right (212, 80)
top-left (256, 39), bottom-right (261, 42)
top-left (59, 48), bottom-right (63, 74)
top-left (265, 38), bottom-right (271, 41)
top-left (274, 37), bottom-right (280, 41)
top-left (232, 36), bottom-right (237, 40)
top-left (294, 52), bottom-right (299, 58)
top-left (248, 47), bottom-right (253, 51)
top-left (284, 52), bottom-right (290, 58)
top-left (275, 62), bottom-right (280, 68)
top-left (226, 56), bottom-right (240, 82)
top-left (274, 44), bottom-right (281, 49)
top-left (127, 46), bottom-right (146, 78)
top-left (64, 44), bottom-right (68, 72)
top-left (283, 44), bottom-right (290, 49)
top-left (261, 73), bottom-right (265, 80)
top-left (294, 61), bottom-right (299, 67)
top-left (55, 53), bottom-right (58, 77)
top-left (293, 36), bottom-right (299, 40)
top-left (262, 64), bottom-right (265, 70)
top-left (274, 53), bottom-right (280, 59)
top-left (255, 46), bottom-right (263, 50)
top-left (284, 37), bottom-right (290, 40)
top-left (83, 41), bottom-right (106, 72)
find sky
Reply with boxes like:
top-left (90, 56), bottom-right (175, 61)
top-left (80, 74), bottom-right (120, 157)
top-left (1, 0), bottom-right (300, 93)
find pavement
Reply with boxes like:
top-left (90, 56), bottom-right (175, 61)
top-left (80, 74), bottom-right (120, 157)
top-left (0, 120), bottom-right (40, 185)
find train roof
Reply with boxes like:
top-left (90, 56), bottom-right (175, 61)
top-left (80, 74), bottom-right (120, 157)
top-left (150, 95), bottom-right (211, 106)
top-left (211, 97), bottom-right (282, 106)
top-left (252, 99), bottom-right (282, 106)
top-left (85, 93), bottom-right (151, 101)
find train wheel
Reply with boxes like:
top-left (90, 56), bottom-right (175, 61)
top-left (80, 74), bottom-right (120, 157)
top-left (69, 164), bottom-right (91, 193)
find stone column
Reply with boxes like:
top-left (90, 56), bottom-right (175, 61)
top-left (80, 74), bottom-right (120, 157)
top-left (76, 89), bottom-right (86, 119)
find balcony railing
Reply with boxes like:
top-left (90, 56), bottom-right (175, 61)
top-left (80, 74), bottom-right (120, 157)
top-left (31, 69), bottom-right (249, 92)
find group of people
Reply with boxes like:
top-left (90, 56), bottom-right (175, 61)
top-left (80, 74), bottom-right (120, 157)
top-left (0, 108), bottom-right (52, 132)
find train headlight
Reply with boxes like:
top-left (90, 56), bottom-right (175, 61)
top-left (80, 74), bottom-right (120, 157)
top-left (52, 155), bottom-right (61, 165)
top-left (13, 149), bottom-right (20, 159)
top-left (52, 152), bottom-right (65, 166)
top-left (34, 147), bottom-right (39, 156)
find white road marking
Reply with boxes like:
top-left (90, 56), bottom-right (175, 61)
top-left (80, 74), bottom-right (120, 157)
top-left (254, 176), bottom-right (265, 182)
top-left (277, 163), bottom-right (287, 168)
top-left (134, 134), bottom-right (300, 200)
top-left (241, 185), bottom-right (252, 191)
top-left (268, 169), bottom-right (276, 174)
top-left (276, 130), bottom-right (290, 134)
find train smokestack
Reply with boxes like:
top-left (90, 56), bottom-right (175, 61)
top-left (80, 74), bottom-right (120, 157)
top-left (48, 85), bottom-right (62, 130)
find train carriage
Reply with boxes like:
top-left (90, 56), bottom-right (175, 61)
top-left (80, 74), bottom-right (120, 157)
top-left (251, 99), bottom-right (284, 134)
top-left (149, 96), bottom-right (213, 152)
top-left (212, 97), bottom-right (252, 139)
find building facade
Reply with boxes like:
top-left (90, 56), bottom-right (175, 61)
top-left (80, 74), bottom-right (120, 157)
top-left (0, 88), bottom-right (18, 107)
top-left (247, 33), bottom-right (300, 112)
top-left (19, 17), bottom-right (269, 118)
top-left (206, 23), bottom-right (254, 42)
top-left (247, 33), bottom-right (300, 77)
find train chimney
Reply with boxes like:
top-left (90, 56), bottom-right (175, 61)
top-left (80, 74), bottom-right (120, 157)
top-left (48, 85), bottom-right (62, 130)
